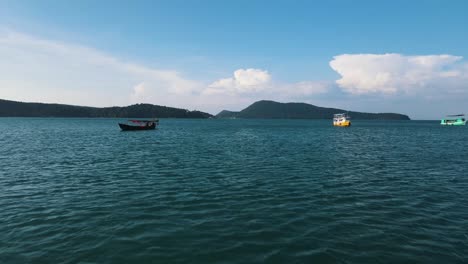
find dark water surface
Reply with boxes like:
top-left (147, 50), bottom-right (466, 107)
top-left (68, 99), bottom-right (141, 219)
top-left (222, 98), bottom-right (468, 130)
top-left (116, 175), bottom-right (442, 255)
top-left (1, 118), bottom-right (467, 263)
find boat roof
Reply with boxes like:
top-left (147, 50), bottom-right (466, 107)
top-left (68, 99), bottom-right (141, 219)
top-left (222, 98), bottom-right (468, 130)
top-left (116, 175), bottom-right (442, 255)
top-left (129, 119), bottom-right (158, 123)
top-left (445, 114), bottom-right (465, 117)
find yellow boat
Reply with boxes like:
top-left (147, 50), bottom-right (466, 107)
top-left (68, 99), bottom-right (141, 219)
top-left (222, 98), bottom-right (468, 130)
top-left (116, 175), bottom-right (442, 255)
top-left (333, 113), bottom-right (351, 127)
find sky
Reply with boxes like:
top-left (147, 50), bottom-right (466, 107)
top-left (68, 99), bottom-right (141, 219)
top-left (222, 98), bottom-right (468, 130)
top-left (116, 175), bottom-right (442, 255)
top-left (0, 0), bottom-right (467, 119)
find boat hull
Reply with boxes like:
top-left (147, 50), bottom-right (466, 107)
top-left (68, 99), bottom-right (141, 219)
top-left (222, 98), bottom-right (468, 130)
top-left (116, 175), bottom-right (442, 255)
top-left (333, 121), bottom-right (351, 127)
top-left (119, 123), bottom-right (156, 131)
top-left (440, 120), bottom-right (466, 126)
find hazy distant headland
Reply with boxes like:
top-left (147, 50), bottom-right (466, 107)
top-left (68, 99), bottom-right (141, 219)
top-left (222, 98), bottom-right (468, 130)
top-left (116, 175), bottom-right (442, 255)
top-left (0, 99), bottom-right (410, 120)
top-left (217, 100), bottom-right (411, 120)
top-left (0, 99), bottom-right (212, 118)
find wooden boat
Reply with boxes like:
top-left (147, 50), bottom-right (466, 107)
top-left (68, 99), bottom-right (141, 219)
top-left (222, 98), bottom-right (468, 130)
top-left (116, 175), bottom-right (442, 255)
top-left (441, 114), bottom-right (466, 126)
top-left (333, 113), bottom-right (351, 127)
top-left (119, 119), bottom-right (158, 131)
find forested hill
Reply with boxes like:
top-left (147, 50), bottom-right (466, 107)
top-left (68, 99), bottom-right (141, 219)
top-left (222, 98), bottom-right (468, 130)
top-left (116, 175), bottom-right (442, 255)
top-left (0, 99), bottom-right (212, 118)
top-left (216, 100), bottom-right (410, 120)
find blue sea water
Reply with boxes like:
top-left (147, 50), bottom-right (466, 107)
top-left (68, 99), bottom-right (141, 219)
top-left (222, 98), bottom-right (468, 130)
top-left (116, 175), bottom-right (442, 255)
top-left (0, 118), bottom-right (467, 263)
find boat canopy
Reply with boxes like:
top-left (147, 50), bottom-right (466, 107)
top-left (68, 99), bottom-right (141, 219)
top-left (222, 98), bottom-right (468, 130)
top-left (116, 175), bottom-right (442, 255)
top-left (129, 119), bottom-right (159, 123)
top-left (334, 113), bottom-right (349, 118)
top-left (442, 114), bottom-right (465, 121)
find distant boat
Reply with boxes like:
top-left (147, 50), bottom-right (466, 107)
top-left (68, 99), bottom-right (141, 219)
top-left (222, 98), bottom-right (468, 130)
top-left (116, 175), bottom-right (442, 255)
top-left (440, 114), bottom-right (466, 126)
top-left (333, 113), bottom-right (351, 127)
top-left (119, 119), bottom-right (159, 131)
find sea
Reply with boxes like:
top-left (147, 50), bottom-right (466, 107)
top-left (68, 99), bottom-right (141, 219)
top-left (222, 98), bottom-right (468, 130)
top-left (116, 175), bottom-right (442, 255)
top-left (1, 118), bottom-right (467, 263)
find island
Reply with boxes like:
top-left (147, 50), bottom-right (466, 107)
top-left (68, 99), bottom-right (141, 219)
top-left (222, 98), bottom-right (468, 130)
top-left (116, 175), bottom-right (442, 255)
top-left (0, 99), bottom-right (212, 118)
top-left (0, 99), bottom-right (410, 120)
top-left (216, 100), bottom-right (410, 120)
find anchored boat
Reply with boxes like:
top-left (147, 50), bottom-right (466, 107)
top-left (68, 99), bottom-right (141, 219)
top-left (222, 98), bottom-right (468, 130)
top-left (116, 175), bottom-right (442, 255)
top-left (440, 114), bottom-right (466, 126)
top-left (333, 113), bottom-right (351, 127)
top-left (119, 119), bottom-right (159, 131)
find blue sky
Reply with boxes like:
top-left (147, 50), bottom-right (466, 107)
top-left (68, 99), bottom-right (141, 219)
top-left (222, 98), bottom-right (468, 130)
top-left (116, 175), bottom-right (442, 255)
top-left (1, 0), bottom-right (467, 119)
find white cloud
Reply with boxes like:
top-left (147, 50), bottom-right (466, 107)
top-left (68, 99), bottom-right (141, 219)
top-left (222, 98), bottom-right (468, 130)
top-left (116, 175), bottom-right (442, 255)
top-left (4, 30), bottom-right (331, 113)
top-left (204, 68), bottom-right (329, 100)
top-left (130, 82), bottom-right (147, 103)
top-left (205, 68), bottom-right (271, 95)
top-left (233, 68), bottom-right (271, 87)
top-left (0, 29), bottom-right (334, 114)
top-left (15, 29), bottom-right (468, 118)
top-left (329, 53), bottom-right (467, 95)
top-left (0, 29), bottom-right (202, 108)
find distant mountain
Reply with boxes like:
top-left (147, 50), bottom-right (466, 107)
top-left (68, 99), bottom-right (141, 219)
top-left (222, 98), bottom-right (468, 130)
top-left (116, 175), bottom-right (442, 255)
top-left (0, 99), bottom-right (212, 118)
top-left (216, 100), bottom-right (410, 120)
top-left (215, 110), bottom-right (239, 119)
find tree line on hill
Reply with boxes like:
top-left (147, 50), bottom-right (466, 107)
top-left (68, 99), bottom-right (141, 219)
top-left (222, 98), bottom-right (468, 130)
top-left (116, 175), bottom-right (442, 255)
top-left (216, 100), bottom-right (410, 120)
top-left (0, 99), bottom-right (212, 118)
top-left (0, 99), bottom-right (410, 120)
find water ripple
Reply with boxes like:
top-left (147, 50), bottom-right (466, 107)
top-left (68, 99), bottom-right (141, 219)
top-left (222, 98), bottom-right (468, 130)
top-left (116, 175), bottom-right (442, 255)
top-left (0, 119), bottom-right (467, 263)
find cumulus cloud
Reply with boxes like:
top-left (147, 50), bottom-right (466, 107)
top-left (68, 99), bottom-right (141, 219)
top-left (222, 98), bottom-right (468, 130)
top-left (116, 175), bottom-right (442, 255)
top-left (205, 68), bottom-right (271, 95)
top-left (204, 68), bottom-right (329, 100)
top-left (329, 53), bottom-right (467, 95)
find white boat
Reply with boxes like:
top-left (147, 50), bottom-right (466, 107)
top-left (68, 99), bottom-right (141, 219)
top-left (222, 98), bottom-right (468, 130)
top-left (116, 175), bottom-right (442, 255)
top-left (333, 113), bottom-right (351, 127)
top-left (440, 114), bottom-right (466, 126)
